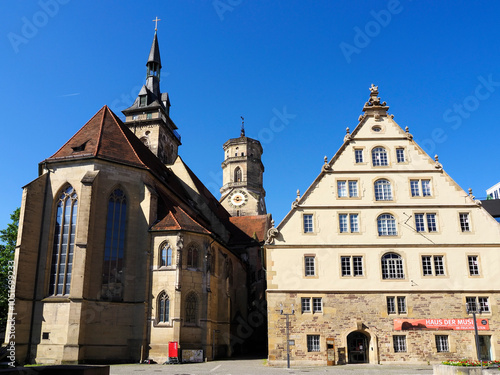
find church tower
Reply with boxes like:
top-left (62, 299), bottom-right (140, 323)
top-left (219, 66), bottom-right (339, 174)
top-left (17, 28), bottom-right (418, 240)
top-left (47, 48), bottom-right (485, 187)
top-left (220, 121), bottom-right (266, 216)
top-left (122, 26), bottom-right (181, 165)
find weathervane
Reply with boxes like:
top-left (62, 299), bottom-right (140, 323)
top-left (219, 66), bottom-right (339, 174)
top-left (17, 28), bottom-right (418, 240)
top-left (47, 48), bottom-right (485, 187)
top-left (153, 17), bottom-right (161, 31)
top-left (240, 116), bottom-right (245, 137)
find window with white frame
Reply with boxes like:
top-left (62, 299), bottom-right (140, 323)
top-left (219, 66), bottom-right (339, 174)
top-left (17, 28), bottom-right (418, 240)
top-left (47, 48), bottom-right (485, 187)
top-left (301, 297), bottom-right (311, 313)
top-left (468, 255), bottom-right (480, 276)
top-left (393, 335), bottom-right (407, 352)
top-left (381, 253), bottom-right (404, 279)
top-left (341, 256), bottom-right (363, 277)
top-left (415, 213), bottom-right (437, 232)
top-left (396, 148), bottom-right (405, 163)
top-left (312, 298), bottom-right (322, 313)
top-left (374, 179), bottom-right (393, 201)
top-left (435, 335), bottom-right (449, 352)
top-left (355, 149), bottom-right (364, 163)
top-left (460, 213), bottom-right (471, 232)
top-left (466, 296), bottom-right (490, 313)
top-left (303, 214), bottom-right (314, 233)
top-left (307, 335), bottom-right (320, 352)
top-left (377, 214), bottom-right (397, 236)
top-left (410, 179), bottom-right (432, 197)
top-left (372, 147), bottom-right (388, 166)
top-left (387, 296), bottom-right (406, 314)
top-left (305, 256), bottom-right (316, 276)
top-left (422, 255), bottom-right (445, 276)
top-left (339, 213), bottom-right (359, 233)
top-left (337, 180), bottom-right (358, 198)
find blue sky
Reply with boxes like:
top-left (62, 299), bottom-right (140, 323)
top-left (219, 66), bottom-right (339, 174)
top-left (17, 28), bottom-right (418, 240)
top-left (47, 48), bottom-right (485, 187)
top-left (1, 0), bottom-right (500, 233)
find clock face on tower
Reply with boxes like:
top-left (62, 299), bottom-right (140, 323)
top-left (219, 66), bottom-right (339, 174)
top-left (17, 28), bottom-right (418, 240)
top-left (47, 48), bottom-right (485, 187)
top-left (229, 190), bottom-right (249, 207)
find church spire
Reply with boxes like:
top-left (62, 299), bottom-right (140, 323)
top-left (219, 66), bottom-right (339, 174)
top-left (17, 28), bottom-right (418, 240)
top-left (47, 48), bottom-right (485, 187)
top-left (146, 20), bottom-right (162, 96)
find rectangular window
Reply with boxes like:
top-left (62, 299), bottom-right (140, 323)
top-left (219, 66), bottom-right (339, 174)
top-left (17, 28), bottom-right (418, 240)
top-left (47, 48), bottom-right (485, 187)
top-left (393, 335), bottom-right (407, 352)
top-left (460, 213), bottom-right (470, 232)
top-left (427, 213), bottom-right (437, 232)
top-left (387, 296), bottom-right (406, 314)
top-left (341, 256), bottom-right (363, 277)
top-left (305, 256), bottom-right (316, 276)
top-left (312, 298), bottom-right (322, 313)
top-left (411, 179), bottom-right (432, 197)
top-left (303, 214), bottom-right (313, 233)
top-left (396, 148), bottom-right (405, 163)
top-left (338, 180), bottom-right (358, 198)
top-left (350, 214), bottom-right (359, 233)
top-left (339, 214), bottom-right (348, 233)
top-left (348, 181), bottom-right (358, 197)
top-left (337, 181), bottom-right (347, 197)
top-left (355, 149), bottom-right (364, 163)
top-left (301, 297), bottom-right (311, 313)
top-left (415, 214), bottom-right (425, 232)
top-left (415, 213), bottom-right (437, 232)
top-left (307, 335), bottom-right (320, 352)
top-left (468, 255), bottom-right (479, 276)
top-left (436, 335), bottom-right (449, 352)
top-left (339, 213), bottom-right (359, 233)
top-left (467, 296), bottom-right (489, 313)
top-left (422, 255), bottom-right (445, 276)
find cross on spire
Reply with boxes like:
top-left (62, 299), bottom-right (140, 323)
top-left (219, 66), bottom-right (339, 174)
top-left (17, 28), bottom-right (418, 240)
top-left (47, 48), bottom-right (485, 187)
top-left (153, 17), bottom-right (161, 31)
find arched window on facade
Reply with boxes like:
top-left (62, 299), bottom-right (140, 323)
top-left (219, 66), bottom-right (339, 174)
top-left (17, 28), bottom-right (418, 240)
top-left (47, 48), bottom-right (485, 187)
top-left (185, 292), bottom-right (198, 324)
top-left (49, 185), bottom-right (78, 296)
top-left (187, 244), bottom-right (199, 269)
top-left (381, 252), bottom-right (405, 279)
top-left (374, 179), bottom-right (393, 201)
top-left (102, 189), bottom-right (127, 300)
top-left (158, 291), bottom-right (170, 323)
top-left (160, 243), bottom-right (172, 267)
top-left (372, 147), bottom-right (388, 166)
top-left (234, 167), bottom-right (242, 182)
top-left (377, 213), bottom-right (397, 236)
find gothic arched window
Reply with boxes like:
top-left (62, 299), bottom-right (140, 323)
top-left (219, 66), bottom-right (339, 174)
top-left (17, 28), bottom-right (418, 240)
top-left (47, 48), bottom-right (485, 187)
top-left (187, 244), bottom-right (199, 269)
top-left (160, 243), bottom-right (172, 267)
top-left (102, 189), bottom-right (127, 300)
top-left (185, 292), bottom-right (198, 324)
top-left (381, 252), bottom-right (404, 279)
top-left (158, 292), bottom-right (170, 323)
top-left (234, 167), bottom-right (242, 182)
top-left (49, 185), bottom-right (78, 296)
top-left (374, 179), bottom-right (393, 201)
top-left (372, 147), bottom-right (388, 166)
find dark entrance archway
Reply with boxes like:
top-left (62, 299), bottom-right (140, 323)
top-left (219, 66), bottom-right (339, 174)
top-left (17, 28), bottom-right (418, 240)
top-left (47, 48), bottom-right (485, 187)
top-left (347, 331), bottom-right (369, 364)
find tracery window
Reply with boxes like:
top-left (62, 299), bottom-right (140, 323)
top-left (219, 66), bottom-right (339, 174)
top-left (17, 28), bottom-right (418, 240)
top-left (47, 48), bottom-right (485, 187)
top-left (185, 292), bottom-right (198, 324)
top-left (49, 185), bottom-right (78, 296)
top-left (158, 292), bottom-right (170, 323)
top-left (102, 189), bottom-right (127, 300)
top-left (234, 167), bottom-right (242, 182)
top-left (187, 244), bottom-right (199, 269)
top-left (160, 243), bottom-right (172, 267)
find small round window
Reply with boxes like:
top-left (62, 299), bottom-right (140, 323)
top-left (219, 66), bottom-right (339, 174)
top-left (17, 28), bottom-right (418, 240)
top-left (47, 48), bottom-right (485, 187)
top-left (372, 125), bottom-right (382, 132)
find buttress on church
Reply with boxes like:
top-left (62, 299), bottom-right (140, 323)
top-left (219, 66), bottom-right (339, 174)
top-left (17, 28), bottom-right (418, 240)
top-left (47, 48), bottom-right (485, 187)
top-left (6, 30), bottom-right (270, 364)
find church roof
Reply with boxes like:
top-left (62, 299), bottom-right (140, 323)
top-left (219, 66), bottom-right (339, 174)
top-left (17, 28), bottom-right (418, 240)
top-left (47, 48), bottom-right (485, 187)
top-left (44, 105), bottom-right (173, 182)
top-left (229, 215), bottom-right (270, 243)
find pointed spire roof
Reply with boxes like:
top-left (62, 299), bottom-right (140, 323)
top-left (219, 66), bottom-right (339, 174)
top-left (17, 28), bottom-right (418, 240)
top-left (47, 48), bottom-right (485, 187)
top-left (147, 31), bottom-right (162, 69)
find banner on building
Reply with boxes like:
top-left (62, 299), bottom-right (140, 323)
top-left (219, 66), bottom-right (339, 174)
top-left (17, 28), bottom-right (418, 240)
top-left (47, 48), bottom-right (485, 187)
top-left (394, 318), bottom-right (489, 331)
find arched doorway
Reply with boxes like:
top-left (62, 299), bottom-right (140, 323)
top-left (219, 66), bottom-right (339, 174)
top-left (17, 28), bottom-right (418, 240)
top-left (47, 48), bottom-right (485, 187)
top-left (347, 331), bottom-right (369, 363)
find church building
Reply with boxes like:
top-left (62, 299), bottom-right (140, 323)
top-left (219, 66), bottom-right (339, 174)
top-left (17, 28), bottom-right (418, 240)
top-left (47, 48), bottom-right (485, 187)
top-left (265, 85), bottom-right (500, 366)
top-left (5, 29), bottom-right (270, 365)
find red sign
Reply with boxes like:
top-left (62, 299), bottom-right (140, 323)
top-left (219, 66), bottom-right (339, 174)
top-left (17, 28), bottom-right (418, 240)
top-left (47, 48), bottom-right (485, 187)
top-left (169, 341), bottom-right (178, 358)
top-left (394, 318), bottom-right (489, 331)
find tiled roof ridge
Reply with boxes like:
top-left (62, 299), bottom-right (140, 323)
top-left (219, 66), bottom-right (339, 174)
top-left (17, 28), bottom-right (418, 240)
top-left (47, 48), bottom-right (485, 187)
top-left (94, 106), bottom-right (107, 157)
top-left (175, 204), bottom-right (211, 234)
top-left (46, 106), bottom-right (105, 159)
top-left (104, 106), bottom-right (148, 169)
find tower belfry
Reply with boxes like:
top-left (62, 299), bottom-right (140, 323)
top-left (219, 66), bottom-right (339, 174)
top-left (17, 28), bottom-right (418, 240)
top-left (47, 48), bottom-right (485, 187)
top-left (122, 23), bottom-right (181, 165)
top-left (220, 121), bottom-right (266, 216)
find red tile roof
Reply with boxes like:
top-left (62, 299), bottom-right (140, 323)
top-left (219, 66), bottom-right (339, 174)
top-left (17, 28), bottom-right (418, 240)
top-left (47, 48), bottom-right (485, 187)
top-left (229, 215), bottom-right (269, 243)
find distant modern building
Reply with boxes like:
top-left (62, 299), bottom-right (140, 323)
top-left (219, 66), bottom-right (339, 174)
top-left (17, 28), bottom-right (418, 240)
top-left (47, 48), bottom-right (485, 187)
top-left (487, 182), bottom-right (500, 200)
top-left (482, 182), bottom-right (500, 223)
top-left (265, 85), bottom-right (500, 366)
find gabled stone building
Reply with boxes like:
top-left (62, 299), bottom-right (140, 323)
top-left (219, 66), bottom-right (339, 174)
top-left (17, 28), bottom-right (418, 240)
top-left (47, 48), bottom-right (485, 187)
top-left (5, 30), bottom-right (270, 365)
top-left (265, 85), bottom-right (500, 366)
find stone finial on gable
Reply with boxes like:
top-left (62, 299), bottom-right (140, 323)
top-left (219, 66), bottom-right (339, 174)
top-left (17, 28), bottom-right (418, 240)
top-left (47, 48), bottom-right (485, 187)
top-left (323, 155), bottom-right (332, 171)
top-left (434, 154), bottom-right (442, 170)
top-left (265, 219), bottom-right (279, 245)
top-left (363, 84), bottom-right (389, 116)
top-left (405, 126), bottom-right (413, 140)
top-left (344, 127), bottom-right (352, 143)
top-left (292, 189), bottom-right (301, 209)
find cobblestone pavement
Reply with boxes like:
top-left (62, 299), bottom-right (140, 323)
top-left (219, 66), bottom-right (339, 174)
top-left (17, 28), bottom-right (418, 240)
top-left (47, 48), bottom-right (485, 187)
top-left (109, 358), bottom-right (434, 375)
